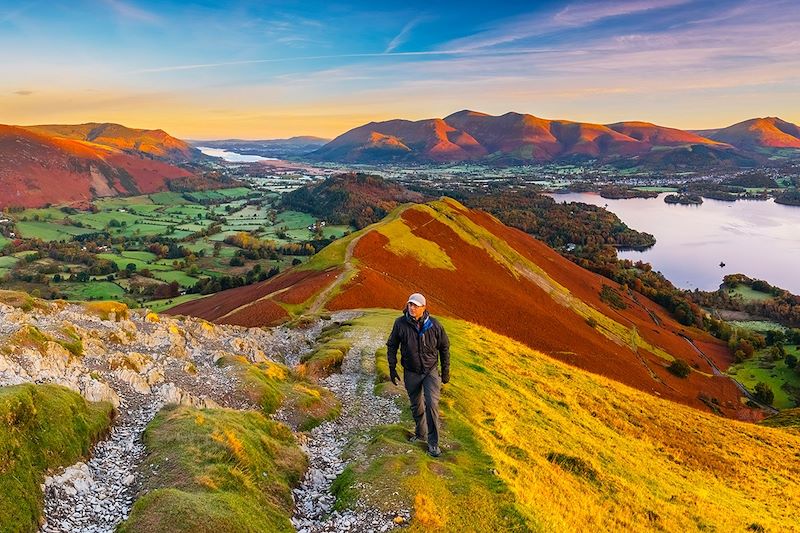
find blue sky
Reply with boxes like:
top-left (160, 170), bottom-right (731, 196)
top-left (1, 0), bottom-right (798, 138)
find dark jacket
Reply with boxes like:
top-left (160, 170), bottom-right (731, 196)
top-left (386, 310), bottom-right (450, 381)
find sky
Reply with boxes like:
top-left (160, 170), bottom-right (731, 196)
top-left (1, 0), bottom-right (799, 139)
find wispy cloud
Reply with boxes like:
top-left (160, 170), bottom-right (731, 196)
top-left (443, 0), bottom-right (692, 51)
top-left (130, 48), bottom-right (557, 74)
top-left (385, 16), bottom-right (424, 53)
top-left (0, 1), bottom-right (39, 24)
top-left (13, 89), bottom-right (34, 96)
top-left (100, 0), bottom-right (161, 25)
top-left (553, 0), bottom-right (691, 27)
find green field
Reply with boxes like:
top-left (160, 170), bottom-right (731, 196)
top-left (727, 284), bottom-right (773, 303)
top-left (2, 186), bottom-right (355, 306)
top-left (633, 186), bottom-right (680, 192)
top-left (151, 271), bottom-right (202, 287)
top-left (729, 320), bottom-right (785, 332)
top-left (144, 293), bottom-right (209, 312)
top-left (95, 253), bottom-right (171, 272)
top-left (58, 281), bottom-right (127, 301)
top-left (0, 256), bottom-right (19, 269)
top-left (16, 221), bottom-right (98, 241)
top-left (728, 345), bottom-right (800, 409)
top-left (0, 235), bottom-right (10, 248)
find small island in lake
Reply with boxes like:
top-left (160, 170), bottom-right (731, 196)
top-left (664, 193), bottom-right (703, 205)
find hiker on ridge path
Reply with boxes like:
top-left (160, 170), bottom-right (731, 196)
top-left (386, 292), bottom-right (450, 458)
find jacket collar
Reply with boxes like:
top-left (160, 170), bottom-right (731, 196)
top-left (404, 309), bottom-right (431, 332)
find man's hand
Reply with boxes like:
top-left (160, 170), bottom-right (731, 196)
top-left (441, 370), bottom-right (450, 384)
top-left (390, 367), bottom-right (400, 386)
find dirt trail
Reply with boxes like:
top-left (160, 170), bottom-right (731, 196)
top-left (290, 321), bottom-right (409, 533)
top-left (307, 234), bottom-right (364, 316)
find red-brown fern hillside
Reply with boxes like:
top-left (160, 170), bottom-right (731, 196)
top-left (695, 117), bottom-right (800, 150)
top-left (24, 122), bottom-right (199, 162)
top-left (168, 198), bottom-right (758, 420)
top-left (0, 124), bottom-right (196, 208)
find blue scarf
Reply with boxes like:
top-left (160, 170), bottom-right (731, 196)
top-left (405, 309), bottom-right (432, 336)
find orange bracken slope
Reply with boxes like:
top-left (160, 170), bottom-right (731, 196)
top-left (168, 198), bottom-right (757, 420)
top-left (0, 125), bottom-right (193, 208)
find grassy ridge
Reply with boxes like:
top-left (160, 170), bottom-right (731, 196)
top-left (347, 310), bottom-right (800, 532)
top-left (118, 405), bottom-right (306, 533)
top-left (0, 384), bottom-right (114, 532)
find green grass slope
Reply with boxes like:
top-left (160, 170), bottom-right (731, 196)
top-left (117, 406), bottom-right (306, 533)
top-left (0, 384), bottom-right (113, 532)
top-left (341, 310), bottom-right (800, 532)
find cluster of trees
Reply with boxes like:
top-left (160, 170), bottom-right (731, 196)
top-left (189, 263), bottom-right (279, 295)
top-left (466, 189), bottom-right (656, 250)
top-left (224, 232), bottom-right (316, 260)
top-left (775, 188), bottom-right (800, 206)
top-left (282, 173), bottom-right (422, 229)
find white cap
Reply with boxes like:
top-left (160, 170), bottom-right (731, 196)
top-left (407, 293), bottom-right (426, 306)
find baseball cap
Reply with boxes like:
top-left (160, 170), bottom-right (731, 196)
top-left (407, 293), bottom-right (426, 306)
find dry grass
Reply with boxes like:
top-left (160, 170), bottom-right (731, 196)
top-left (376, 218), bottom-right (456, 270)
top-left (83, 301), bottom-right (130, 321)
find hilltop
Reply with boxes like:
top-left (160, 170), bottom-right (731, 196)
top-left (25, 123), bottom-right (199, 163)
top-left (280, 172), bottom-right (428, 229)
top-left (0, 123), bottom-right (206, 208)
top-left (309, 110), bottom-right (799, 166)
top-left (169, 197), bottom-right (756, 419)
top-left (695, 117), bottom-right (800, 150)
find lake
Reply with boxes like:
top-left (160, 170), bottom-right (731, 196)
top-left (195, 146), bottom-right (277, 163)
top-left (548, 192), bottom-right (800, 293)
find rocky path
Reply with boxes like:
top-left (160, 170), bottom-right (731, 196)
top-left (40, 390), bottom-right (163, 533)
top-left (290, 324), bottom-right (409, 533)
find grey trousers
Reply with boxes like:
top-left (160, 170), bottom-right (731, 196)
top-left (403, 368), bottom-right (441, 448)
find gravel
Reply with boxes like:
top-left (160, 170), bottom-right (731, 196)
top-left (290, 325), bottom-right (410, 533)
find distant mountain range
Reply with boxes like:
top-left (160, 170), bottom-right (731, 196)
top-left (310, 111), bottom-right (800, 166)
top-left (0, 123), bottom-right (203, 208)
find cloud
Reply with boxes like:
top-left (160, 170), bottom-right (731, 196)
top-left (100, 0), bottom-right (161, 25)
top-left (385, 17), bottom-right (424, 53)
top-left (553, 0), bottom-right (691, 27)
top-left (442, 0), bottom-right (692, 51)
top-left (14, 90), bottom-right (34, 96)
top-left (131, 48), bottom-right (556, 74)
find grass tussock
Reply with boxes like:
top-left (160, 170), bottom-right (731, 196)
top-left (0, 384), bottom-right (113, 532)
top-left (83, 301), bottom-right (130, 321)
top-left (298, 321), bottom-right (353, 378)
top-left (225, 356), bottom-right (340, 431)
top-left (347, 310), bottom-right (800, 532)
top-left (117, 405), bottom-right (306, 533)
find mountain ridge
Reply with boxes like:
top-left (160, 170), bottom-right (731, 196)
top-left (310, 110), bottom-right (799, 165)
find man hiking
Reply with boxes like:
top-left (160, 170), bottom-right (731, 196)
top-left (386, 292), bottom-right (450, 458)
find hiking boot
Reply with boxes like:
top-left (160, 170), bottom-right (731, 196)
top-left (427, 446), bottom-right (442, 458)
top-left (409, 435), bottom-right (424, 444)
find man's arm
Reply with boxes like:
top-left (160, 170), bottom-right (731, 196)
top-left (438, 323), bottom-right (450, 384)
top-left (386, 319), bottom-right (401, 385)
